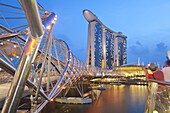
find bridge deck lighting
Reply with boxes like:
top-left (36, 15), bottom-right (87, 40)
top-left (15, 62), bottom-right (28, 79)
top-left (52, 20), bottom-right (55, 24)
top-left (50, 99), bottom-right (54, 102)
top-left (0, 42), bottom-right (3, 45)
top-left (54, 17), bottom-right (57, 21)
top-left (46, 25), bottom-right (51, 30)
top-left (13, 45), bottom-right (17, 48)
top-left (153, 110), bottom-right (158, 113)
top-left (54, 15), bottom-right (57, 20)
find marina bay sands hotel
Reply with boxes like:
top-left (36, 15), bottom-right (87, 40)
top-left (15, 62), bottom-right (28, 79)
top-left (83, 10), bottom-right (127, 69)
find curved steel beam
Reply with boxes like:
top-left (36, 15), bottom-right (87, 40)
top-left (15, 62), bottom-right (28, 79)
top-left (1, 0), bottom-right (55, 112)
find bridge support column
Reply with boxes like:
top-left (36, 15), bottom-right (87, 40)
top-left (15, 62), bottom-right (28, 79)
top-left (55, 80), bottom-right (93, 104)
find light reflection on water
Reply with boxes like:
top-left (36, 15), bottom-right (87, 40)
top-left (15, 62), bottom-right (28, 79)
top-left (41, 85), bottom-right (148, 113)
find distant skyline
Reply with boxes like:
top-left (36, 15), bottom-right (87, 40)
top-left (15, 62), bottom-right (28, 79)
top-left (3, 0), bottom-right (170, 66)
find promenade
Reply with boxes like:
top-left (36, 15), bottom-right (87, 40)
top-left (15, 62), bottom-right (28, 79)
top-left (0, 71), bottom-right (13, 107)
top-left (0, 71), bottom-right (31, 109)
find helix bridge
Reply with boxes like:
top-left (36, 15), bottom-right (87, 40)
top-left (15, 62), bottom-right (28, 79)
top-left (2, 1), bottom-right (169, 113)
top-left (0, 1), bottom-right (110, 112)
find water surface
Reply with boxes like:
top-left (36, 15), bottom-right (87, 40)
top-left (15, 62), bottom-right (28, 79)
top-left (42, 85), bottom-right (148, 113)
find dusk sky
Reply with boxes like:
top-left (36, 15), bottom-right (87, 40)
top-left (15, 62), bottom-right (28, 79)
top-left (2, 0), bottom-right (170, 66)
top-left (37, 0), bottom-right (170, 66)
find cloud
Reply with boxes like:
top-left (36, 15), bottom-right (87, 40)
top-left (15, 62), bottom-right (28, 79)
top-left (151, 42), bottom-right (168, 65)
top-left (136, 41), bottom-right (142, 46)
top-left (128, 41), bottom-right (168, 65)
top-left (155, 42), bottom-right (167, 52)
top-left (128, 40), bottom-right (150, 64)
top-left (128, 41), bottom-right (148, 55)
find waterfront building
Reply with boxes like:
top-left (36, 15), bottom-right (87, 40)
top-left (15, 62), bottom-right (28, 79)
top-left (83, 10), bottom-right (127, 69)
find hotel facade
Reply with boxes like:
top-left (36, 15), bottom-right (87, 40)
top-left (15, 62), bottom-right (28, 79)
top-left (83, 10), bottom-right (127, 69)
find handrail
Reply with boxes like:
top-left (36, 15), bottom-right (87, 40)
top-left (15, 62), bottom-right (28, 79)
top-left (145, 79), bottom-right (170, 113)
top-left (147, 79), bottom-right (170, 86)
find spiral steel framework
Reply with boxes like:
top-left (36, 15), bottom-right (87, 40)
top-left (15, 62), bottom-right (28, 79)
top-left (0, 0), bottom-right (110, 112)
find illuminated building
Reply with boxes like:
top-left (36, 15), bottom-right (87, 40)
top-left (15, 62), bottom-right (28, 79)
top-left (83, 9), bottom-right (127, 69)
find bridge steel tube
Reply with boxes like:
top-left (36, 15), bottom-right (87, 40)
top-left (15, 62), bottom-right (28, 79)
top-left (34, 40), bottom-right (71, 112)
top-left (1, 0), bottom-right (45, 113)
top-left (19, 0), bottom-right (43, 38)
top-left (0, 57), bottom-right (49, 100)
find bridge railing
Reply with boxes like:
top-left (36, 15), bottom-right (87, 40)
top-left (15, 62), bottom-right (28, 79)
top-left (145, 79), bottom-right (170, 113)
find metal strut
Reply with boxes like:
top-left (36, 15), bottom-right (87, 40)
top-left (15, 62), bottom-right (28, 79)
top-left (2, 0), bottom-right (43, 112)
